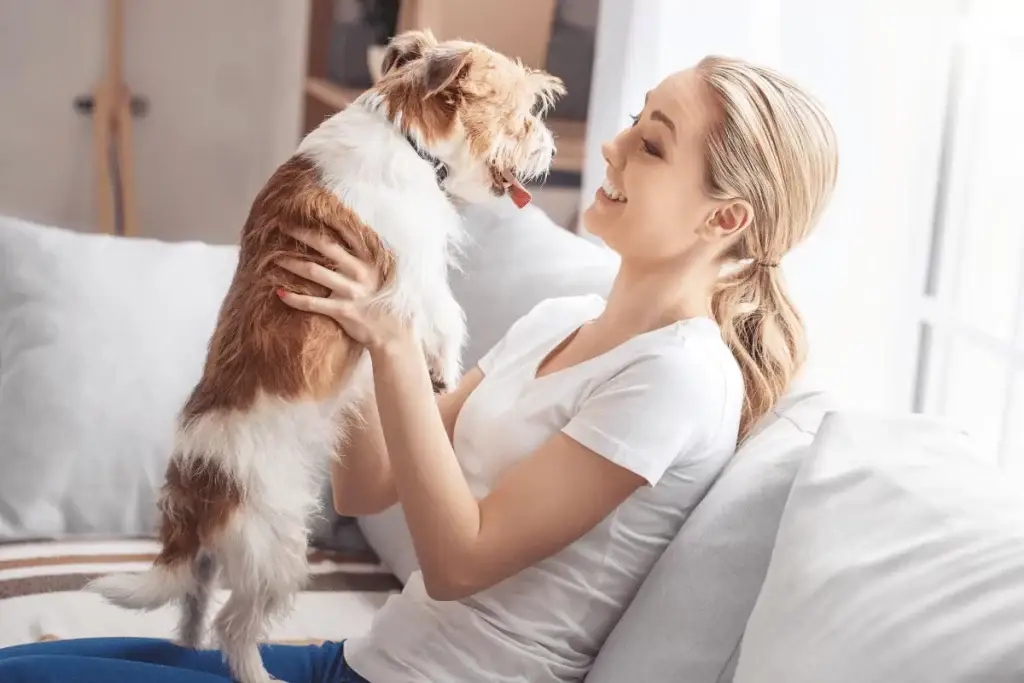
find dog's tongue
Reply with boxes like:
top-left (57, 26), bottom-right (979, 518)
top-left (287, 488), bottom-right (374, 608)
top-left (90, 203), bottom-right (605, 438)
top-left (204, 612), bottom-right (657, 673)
top-left (502, 170), bottom-right (532, 209)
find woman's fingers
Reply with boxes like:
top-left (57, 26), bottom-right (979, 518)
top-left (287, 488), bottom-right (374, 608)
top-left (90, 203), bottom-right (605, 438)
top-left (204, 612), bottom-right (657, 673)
top-left (278, 288), bottom-right (354, 319)
top-left (277, 257), bottom-right (360, 298)
top-left (278, 287), bottom-right (378, 346)
top-left (285, 228), bottom-right (375, 287)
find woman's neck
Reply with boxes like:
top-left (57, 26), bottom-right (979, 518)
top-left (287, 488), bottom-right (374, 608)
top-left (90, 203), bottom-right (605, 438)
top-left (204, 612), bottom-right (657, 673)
top-left (595, 256), bottom-right (719, 338)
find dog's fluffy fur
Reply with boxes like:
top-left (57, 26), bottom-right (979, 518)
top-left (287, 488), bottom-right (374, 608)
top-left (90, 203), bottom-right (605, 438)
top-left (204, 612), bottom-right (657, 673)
top-left (86, 30), bottom-right (563, 683)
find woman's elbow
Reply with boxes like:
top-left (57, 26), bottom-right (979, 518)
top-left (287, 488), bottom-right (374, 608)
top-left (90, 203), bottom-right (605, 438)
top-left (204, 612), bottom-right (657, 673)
top-left (422, 566), bottom-right (485, 602)
top-left (332, 487), bottom-right (395, 517)
top-left (423, 575), bottom-right (472, 602)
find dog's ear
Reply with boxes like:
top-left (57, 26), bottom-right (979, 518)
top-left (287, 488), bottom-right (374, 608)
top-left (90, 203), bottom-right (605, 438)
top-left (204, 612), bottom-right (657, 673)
top-left (423, 47), bottom-right (473, 98)
top-left (528, 70), bottom-right (567, 115)
top-left (380, 29), bottom-right (438, 76)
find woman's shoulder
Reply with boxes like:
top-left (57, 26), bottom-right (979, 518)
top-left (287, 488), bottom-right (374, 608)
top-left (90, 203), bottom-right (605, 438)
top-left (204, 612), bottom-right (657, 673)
top-left (621, 315), bottom-right (735, 370)
top-left (620, 326), bottom-right (734, 393)
top-left (595, 319), bottom-right (744, 429)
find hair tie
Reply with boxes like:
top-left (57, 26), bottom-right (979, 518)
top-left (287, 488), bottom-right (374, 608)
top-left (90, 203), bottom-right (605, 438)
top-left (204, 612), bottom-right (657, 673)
top-left (753, 260), bottom-right (780, 269)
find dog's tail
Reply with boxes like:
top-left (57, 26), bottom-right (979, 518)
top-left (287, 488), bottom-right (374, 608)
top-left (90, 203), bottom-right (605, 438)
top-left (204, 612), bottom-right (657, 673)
top-left (86, 562), bottom-right (194, 611)
top-left (87, 552), bottom-right (218, 648)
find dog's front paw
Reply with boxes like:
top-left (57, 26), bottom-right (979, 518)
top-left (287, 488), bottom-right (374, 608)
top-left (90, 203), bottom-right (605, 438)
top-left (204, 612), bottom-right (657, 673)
top-left (428, 357), bottom-right (451, 394)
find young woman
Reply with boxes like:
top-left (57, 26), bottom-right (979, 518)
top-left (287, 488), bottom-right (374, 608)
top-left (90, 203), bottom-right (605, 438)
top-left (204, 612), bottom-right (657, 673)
top-left (0, 55), bottom-right (837, 683)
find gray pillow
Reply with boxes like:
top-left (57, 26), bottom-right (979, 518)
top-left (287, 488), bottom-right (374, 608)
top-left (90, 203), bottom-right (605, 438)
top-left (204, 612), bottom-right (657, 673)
top-left (585, 385), bottom-right (835, 683)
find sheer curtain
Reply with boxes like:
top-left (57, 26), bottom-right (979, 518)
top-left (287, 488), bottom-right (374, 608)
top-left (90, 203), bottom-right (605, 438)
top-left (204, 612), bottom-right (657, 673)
top-left (577, 0), bottom-right (959, 413)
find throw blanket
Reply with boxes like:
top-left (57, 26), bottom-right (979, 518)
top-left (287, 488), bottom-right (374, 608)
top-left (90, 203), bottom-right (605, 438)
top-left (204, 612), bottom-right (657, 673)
top-left (0, 538), bottom-right (400, 647)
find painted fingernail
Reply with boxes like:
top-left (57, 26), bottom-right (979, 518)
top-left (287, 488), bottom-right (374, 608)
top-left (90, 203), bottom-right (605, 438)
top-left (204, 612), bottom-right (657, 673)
top-left (276, 288), bottom-right (287, 298)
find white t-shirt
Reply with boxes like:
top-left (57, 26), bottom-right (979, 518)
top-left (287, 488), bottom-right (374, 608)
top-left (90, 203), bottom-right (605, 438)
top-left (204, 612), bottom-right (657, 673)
top-left (345, 294), bottom-right (743, 682)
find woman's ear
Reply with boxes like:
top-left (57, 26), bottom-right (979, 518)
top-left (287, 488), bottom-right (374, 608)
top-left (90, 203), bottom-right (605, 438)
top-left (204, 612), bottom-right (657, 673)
top-left (707, 199), bottom-right (753, 238)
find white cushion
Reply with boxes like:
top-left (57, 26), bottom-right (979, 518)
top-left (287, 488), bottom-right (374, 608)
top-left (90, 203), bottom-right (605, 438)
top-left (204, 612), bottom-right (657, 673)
top-left (585, 381), bottom-right (834, 683)
top-left (451, 202), bottom-right (618, 368)
top-left (0, 216), bottom-right (237, 538)
top-left (734, 411), bottom-right (1024, 683)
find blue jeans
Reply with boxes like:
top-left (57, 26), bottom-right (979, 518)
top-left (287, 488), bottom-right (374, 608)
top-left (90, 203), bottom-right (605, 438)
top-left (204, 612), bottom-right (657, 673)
top-left (0, 637), bottom-right (370, 683)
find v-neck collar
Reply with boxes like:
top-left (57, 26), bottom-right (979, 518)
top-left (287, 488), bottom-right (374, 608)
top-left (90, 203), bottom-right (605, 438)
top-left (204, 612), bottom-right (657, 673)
top-left (528, 299), bottom-right (718, 383)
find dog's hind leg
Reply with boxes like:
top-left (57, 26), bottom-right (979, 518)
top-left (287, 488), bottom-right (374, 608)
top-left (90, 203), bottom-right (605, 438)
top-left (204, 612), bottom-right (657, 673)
top-left (212, 588), bottom-right (277, 683)
top-left (177, 550), bottom-right (218, 649)
top-left (214, 505), bottom-right (313, 683)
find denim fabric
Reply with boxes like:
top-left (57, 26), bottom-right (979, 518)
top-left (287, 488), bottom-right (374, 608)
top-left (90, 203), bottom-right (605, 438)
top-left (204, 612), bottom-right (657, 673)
top-left (0, 637), bottom-right (370, 683)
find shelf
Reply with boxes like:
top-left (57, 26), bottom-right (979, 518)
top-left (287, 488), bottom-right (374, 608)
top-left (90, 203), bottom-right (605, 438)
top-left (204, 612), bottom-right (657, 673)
top-left (304, 77), bottom-right (585, 176)
top-left (305, 77), bottom-right (362, 110)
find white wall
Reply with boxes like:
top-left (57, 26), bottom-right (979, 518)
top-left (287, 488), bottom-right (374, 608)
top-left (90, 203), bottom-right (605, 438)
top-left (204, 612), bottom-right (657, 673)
top-left (579, 0), bottom-right (957, 413)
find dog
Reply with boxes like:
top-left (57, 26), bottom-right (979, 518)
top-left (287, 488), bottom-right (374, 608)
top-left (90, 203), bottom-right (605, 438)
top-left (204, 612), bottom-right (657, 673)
top-left (86, 29), bottom-right (563, 683)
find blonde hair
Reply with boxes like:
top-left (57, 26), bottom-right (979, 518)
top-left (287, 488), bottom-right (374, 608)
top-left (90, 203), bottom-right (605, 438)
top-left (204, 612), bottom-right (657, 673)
top-left (697, 56), bottom-right (838, 441)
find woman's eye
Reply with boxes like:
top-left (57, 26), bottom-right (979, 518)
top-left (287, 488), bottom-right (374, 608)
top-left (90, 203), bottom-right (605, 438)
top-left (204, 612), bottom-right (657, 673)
top-left (642, 139), bottom-right (662, 158)
top-left (629, 113), bottom-right (640, 127)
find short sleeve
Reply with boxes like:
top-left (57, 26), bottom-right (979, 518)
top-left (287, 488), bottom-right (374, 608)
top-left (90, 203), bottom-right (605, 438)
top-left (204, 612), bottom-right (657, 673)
top-left (476, 311), bottom-right (528, 374)
top-left (561, 347), bottom-right (725, 486)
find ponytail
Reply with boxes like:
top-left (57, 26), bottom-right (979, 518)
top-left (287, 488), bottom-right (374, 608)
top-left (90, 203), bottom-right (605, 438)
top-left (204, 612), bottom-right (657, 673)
top-left (712, 263), bottom-right (806, 441)
top-left (696, 55), bottom-right (837, 440)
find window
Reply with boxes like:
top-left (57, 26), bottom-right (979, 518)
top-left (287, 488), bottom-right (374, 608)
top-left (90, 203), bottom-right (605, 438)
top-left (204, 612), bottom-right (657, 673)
top-left (913, 0), bottom-right (1024, 475)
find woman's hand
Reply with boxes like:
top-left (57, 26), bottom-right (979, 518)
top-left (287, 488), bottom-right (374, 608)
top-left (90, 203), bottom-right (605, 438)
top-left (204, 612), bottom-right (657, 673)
top-left (275, 228), bottom-right (409, 352)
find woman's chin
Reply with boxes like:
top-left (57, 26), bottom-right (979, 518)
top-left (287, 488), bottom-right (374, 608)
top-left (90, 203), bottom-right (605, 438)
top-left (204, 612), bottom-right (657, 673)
top-left (581, 204), bottom-right (602, 234)
top-left (582, 202), bottom-right (618, 239)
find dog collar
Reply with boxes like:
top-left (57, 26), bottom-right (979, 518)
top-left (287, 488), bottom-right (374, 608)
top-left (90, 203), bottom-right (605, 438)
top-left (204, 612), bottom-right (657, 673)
top-left (405, 133), bottom-right (449, 187)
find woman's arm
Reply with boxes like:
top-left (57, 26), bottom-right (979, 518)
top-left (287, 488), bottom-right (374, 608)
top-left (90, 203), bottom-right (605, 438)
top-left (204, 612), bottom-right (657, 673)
top-left (370, 334), bottom-right (646, 601)
top-left (330, 393), bottom-right (394, 516)
top-left (331, 369), bottom-right (484, 517)
top-left (269, 224), bottom-right (484, 517)
top-left (274, 225), bottom-right (652, 600)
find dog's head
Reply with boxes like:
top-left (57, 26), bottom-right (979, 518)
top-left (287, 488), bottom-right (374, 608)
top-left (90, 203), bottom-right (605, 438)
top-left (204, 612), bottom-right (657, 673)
top-left (370, 30), bottom-right (565, 207)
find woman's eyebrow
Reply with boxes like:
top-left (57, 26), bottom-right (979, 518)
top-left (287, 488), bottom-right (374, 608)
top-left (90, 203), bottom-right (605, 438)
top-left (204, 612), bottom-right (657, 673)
top-left (642, 92), bottom-right (677, 140)
top-left (650, 110), bottom-right (676, 140)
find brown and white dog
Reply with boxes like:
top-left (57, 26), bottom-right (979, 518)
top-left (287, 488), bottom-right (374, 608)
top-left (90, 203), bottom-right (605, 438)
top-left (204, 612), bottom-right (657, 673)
top-left (87, 30), bottom-right (563, 683)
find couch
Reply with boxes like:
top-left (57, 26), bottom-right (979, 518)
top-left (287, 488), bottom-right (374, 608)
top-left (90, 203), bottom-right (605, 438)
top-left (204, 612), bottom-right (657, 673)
top-left (2, 204), bottom-right (1022, 682)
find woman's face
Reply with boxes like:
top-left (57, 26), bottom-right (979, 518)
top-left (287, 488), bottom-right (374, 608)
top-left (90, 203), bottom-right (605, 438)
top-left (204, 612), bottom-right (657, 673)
top-left (583, 69), bottom-right (725, 263)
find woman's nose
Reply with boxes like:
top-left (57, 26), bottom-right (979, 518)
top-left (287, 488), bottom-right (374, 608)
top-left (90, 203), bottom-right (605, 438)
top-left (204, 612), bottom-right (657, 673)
top-left (601, 141), bottom-right (612, 164)
top-left (601, 132), bottom-right (625, 170)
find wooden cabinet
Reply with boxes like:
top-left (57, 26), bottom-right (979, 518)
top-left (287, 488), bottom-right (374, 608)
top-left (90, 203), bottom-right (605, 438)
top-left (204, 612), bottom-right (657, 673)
top-left (0, 1), bottom-right (107, 235)
top-left (0, 0), bottom-right (309, 244)
top-left (121, 0), bottom-right (308, 244)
